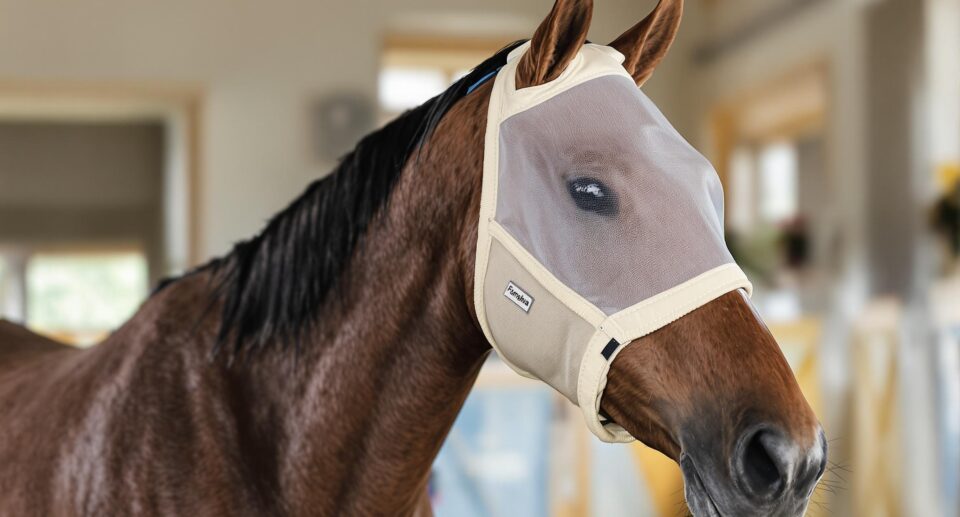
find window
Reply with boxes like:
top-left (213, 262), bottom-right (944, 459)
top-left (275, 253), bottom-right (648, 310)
top-left (728, 140), bottom-right (799, 233)
top-left (758, 141), bottom-right (798, 224)
top-left (378, 68), bottom-right (450, 114)
top-left (25, 251), bottom-right (148, 347)
top-left (725, 139), bottom-right (805, 284)
top-left (378, 37), bottom-right (509, 121)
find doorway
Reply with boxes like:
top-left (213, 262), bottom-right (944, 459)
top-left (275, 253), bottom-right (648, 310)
top-left (0, 83), bottom-right (200, 346)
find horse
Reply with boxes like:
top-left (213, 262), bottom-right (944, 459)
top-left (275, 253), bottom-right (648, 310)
top-left (0, 0), bottom-right (826, 515)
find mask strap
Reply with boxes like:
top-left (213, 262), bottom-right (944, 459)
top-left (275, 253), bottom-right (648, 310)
top-left (578, 327), bottom-right (635, 443)
top-left (467, 66), bottom-right (503, 94)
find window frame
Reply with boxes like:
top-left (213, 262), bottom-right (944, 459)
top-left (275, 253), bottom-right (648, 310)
top-left (378, 35), bottom-right (516, 121)
top-left (0, 241), bottom-right (149, 346)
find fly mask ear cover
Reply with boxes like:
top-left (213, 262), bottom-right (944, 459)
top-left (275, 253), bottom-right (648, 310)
top-left (474, 42), bottom-right (753, 443)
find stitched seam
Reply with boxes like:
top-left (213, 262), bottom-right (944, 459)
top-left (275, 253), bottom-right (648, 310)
top-left (612, 265), bottom-right (749, 319)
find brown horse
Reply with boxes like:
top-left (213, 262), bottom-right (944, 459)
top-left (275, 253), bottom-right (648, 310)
top-left (0, 1), bottom-right (825, 515)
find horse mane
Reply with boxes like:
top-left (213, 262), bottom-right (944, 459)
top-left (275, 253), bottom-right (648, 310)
top-left (155, 41), bottom-right (524, 357)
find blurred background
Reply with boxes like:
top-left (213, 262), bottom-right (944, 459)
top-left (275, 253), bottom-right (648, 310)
top-left (0, 0), bottom-right (957, 515)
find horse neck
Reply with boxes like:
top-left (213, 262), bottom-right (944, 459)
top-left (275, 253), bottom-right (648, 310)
top-left (214, 95), bottom-right (491, 515)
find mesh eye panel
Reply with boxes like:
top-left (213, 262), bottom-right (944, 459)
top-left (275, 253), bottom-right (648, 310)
top-left (495, 75), bottom-right (734, 315)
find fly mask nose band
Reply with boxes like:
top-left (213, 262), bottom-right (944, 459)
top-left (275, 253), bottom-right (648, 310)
top-left (473, 42), bottom-right (753, 443)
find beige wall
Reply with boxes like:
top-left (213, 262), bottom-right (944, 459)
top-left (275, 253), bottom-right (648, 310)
top-left (0, 0), bottom-right (696, 261)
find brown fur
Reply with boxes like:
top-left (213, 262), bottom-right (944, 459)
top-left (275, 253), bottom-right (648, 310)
top-left (515, 0), bottom-right (593, 89)
top-left (609, 0), bottom-right (684, 86)
top-left (602, 290), bottom-right (819, 458)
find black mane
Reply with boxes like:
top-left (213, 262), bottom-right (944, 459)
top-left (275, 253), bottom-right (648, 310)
top-left (167, 42), bottom-right (523, 356)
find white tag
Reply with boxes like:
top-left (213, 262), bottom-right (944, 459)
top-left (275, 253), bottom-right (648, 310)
top-left (504, 281), bottom-right (534, 313)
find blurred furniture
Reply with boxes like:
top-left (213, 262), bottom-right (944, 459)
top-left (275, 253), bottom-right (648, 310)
top-left (432, 357), bottom-right (558, 517)
top-left (851, 299), bottom-right (903, 517)
top-left (932, 276), bottom-right (960, 517)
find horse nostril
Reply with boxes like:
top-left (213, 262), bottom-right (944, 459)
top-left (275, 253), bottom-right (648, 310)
top-left (738, 429), bottom-right (785, 499)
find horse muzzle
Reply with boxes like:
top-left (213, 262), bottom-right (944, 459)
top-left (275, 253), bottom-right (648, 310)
top-left (680, 425), bottom-right (827, 517)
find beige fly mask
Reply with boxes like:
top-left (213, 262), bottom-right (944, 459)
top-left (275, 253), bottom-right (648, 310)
top-left (473, 42), bottom-right (753, 443)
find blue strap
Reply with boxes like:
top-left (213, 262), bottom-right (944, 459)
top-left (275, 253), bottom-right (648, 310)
top-left (466, 67), bottom-right (503, 94)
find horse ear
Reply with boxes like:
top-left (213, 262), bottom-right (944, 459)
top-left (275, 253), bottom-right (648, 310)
top-left (609, 0), bottom-right (683, 87)
top-left (516, 0), bottom-right (594, 89)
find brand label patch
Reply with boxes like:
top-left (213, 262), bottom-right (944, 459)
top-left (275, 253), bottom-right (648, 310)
top-left (504, 281), bottom-right (534, 313)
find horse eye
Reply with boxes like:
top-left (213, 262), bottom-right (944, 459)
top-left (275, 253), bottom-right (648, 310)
top-left (566, 177), bottom-right (618, 217)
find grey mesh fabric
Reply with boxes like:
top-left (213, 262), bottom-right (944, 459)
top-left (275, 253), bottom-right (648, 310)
top-left (497, 75), bottom-right (732, 314)
top-left (474, 43), bottom-right (752, 442)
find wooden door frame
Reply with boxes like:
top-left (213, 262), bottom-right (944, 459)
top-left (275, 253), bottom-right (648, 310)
top-left (0, 80), bottom-right (204, 268)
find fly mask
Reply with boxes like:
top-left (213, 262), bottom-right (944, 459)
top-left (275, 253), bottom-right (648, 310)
top-left (473, 42), bottom-right (753, 442)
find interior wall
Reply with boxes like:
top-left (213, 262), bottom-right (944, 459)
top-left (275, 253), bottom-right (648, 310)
top-left (797, 135), bottom-right (830, 271)
top-left (0, 0), bottom-right (697, 262)
top-left (865, 0), bottom-right (926, 298)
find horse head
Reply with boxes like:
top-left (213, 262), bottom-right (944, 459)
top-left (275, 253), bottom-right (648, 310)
top-left (456, 1), bottom-right (825, 514)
